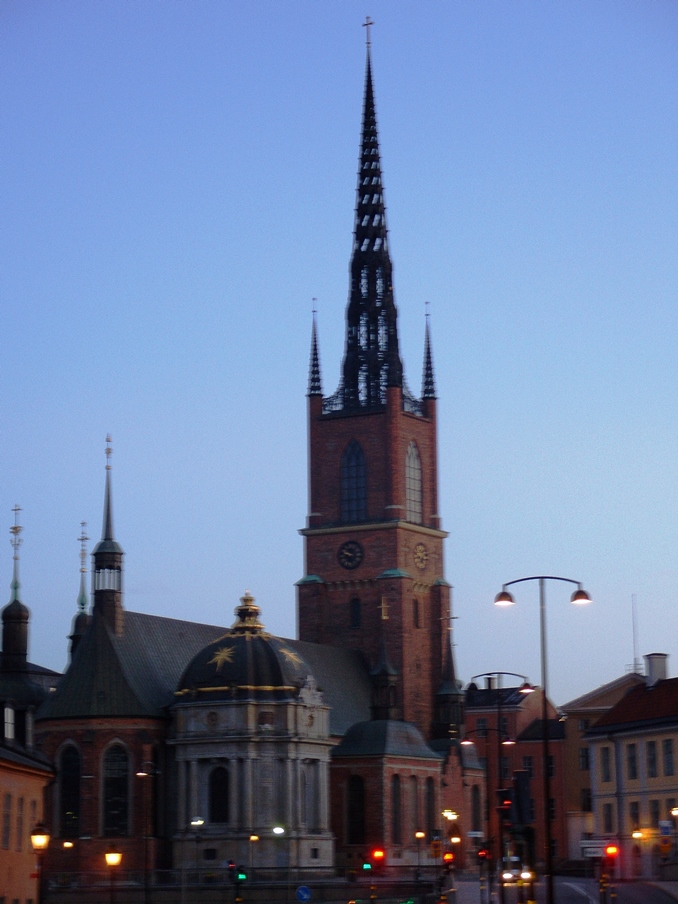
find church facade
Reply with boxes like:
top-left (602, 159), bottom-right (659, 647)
top-left (28, 45), bottom-right (484, 886)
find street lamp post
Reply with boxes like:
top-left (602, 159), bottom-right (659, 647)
top-left (190, 817), bottom-right (204, 881)
top-left (494, 576), bottom-right (592, 904)
top-left (415, 830), bottom-right (425, 880)
top-left (249, 834), bottom-right (259, 880)
top-left (470, 671), bottom-right (533, 904)
top-left (31, 822), bottom-right (50, 904)
top-left (136, 761), bottom-right (160, 904)
top-left (105, 850), bottom-right (122, 904)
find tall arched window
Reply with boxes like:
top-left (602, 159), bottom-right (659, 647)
top-left (391, 775), bottom-right (402, 844)
top-left (341, 441), bottom-right (366, 522)
top-left (59, 746), bottom-right (81, 838)
top-left (410, 776), bottom-right (419, 837)
top-left (347, 775), bottom-right (365, 844)
top-left (103, 744), bottom-right (129, 836)
top-left (405, 442), bottom-right (422, 524)
top-left (350, 598), bottom-right (361, 628)
top-left (472, 784), bottom-right (482, 833)
top-left (209, 766), bottom-right (229, 823)
top-left (425, 777), bottom-right (435, 839)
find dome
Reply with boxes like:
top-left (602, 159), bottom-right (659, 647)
top-left (332, 719), bottom-right (442, 759)
top-left (176, 591), bottom-right (314, 701)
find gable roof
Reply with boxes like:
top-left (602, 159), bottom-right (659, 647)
top-left (561, 672), bottom-right (644, 713)
top-left (587, 677), bottom-right (678, 736)
top-left (36, 610), bottom-right (372, 736)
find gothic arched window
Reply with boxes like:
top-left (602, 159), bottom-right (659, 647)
top-left (391, 775), bottom-right (402, 844)
top-left (347, 775), bottom-right (365, 844)
top-left (341, 441), bottom-right (366, 522)
top-left (350, 598), bottom-right (361, 628)
top-left (59, 745), bottom-right (81, 839)
top-left (425, 776), bottom-right (435, 839)
top-left (405, 442), bottom-right (422, 524)
top-left (103, 744), bottom-right (129, 836)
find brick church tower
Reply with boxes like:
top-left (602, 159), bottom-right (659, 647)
top-left (297, 46), bottom-right (452, 741)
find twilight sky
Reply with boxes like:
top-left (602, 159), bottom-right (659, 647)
top-left (2, 1), bottom-right (678, 706)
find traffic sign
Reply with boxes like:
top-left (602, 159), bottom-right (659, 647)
top-left (659, 820), bottom-right (672, 837)
top-left (296, 886), bottom-right (312, 902)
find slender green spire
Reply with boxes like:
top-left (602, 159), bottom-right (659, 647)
top-left (78, 522), bottom-right (89, 611)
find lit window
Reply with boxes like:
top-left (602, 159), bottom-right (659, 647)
top-left (4, 706), bottom-right (14, 741)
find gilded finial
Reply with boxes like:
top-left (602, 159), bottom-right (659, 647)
top-left (231, 589), bottom-right (265, 634)
top-left (363, 15), bottom-right (374, 48)
top-left (105, 434), bottom-right (113, 470)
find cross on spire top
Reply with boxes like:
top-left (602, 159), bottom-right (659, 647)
top-left (10, 504), bottom-right (22, 559)
top-left (363, 16), bottom-right (374, 48)
top-left (105, 434), bottom-right (113, 470)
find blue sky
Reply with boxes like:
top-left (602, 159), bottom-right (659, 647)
top-left (2, 1), bottom-right (678, 705)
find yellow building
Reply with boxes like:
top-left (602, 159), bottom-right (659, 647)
top-left (587, 654), bottom-right (678, 879)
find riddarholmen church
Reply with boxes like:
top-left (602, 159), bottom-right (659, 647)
top-left (4, 43), bottom-right (485, 884)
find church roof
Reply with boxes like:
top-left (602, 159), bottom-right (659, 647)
top-left (37, 608), bottom-right (371, 735)
top-left (332, 719), bottom-right (442, 760)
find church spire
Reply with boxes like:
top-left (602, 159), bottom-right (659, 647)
top-left (341, 36), bottom-right (403, 409)
top-left (69, 522), bottom-right (91, 660)
top-left (422, 314), bottom-right (436, 399)
top-left (9, 504), bottom-right (22, 602)
top-left (2, 506), bottom-right (29, 673)
top-left (308, 308), bottom-right (322, 396)
top-left (92, 435), bottom-right (124, 635)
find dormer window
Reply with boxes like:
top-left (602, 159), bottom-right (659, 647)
top-left (3, 705), bottom-right (14, 742)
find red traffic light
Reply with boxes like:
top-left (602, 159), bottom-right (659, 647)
top-left (477, 848), bottom-right (489, 860)
top-left (605, 845), bottom-right (619, 858)
top-left (371, 848), bottom-right (385, 862)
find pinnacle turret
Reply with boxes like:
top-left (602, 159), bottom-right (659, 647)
top-left (92, 436), bottom-right (124, 635)
top-left (2, 506), bottom-right (29, 673)
top-left (308, 313), bottom-right (322, 396)
top-left (341, 47), bottom-right (403, 409)
top-left (422, 318), bottom-right (436, 399)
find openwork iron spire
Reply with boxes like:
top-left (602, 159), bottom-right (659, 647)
top-left (308, 310), bottom-right (322, 396)
top-left (422, 317), bottom-right (436, 399)
top-left (9, 504), bottom-right (22, 602)
top-left (341, 46), bottom-right (403, 409)
top-left (77, 522), bottom-right (89, 611)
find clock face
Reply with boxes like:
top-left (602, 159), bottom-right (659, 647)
top-left (338, 540), bottom-right (364, 570)
top-left (413, 542), bottom-right (428, 570)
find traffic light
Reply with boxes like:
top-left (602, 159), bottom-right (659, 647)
top-left (605, 844), bottom-right (619, 858)
top-left (496, 788), bottom-right (513, 827)
top-left (370, 848), bottom-right (386, 872)
top-left (227, 859), bottom-right (236, 882)
top-left (236, 866), bottom-right (247, 883)
top-left (477, 848), bottom-right (489, 863)
top-left (443, 851), bottom-right (455, 872)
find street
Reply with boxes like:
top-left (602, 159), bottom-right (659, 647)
top-left (448, 876), bottom-right (678, 904)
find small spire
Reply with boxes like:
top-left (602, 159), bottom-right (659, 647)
top-left (422, 311), bottom-right (436, 399)
top-left (102, 434), bottom-right (115, 540)
top-left (9, 504), bottom-right (22, 602)
top-left (308, 306), bottom-right (323, 396)
top-left (78, 522), bottom-right (89, 611)
top-left (362, 15), bottom-right (374, 50)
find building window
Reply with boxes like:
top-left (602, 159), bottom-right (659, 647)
top-left (349, 598), bottom-right (361, 628)
top-left (3, 706), bottom-right (14, 741)
top-left (472, 785), bottom-right (482, 833)
top-left (523, 756), bottom-right (534, 777)
top-left (477, 718), bottom-right (487, 738)
top-left (347, 776), bottom-right (365, 845)
top-left (209, 766), bottom-right (229, 824)
top-left (578, 719), bottom-right (590, 731)
top-left (529, 798), bottom-right (535, 823)
top-left (2, 794), bottom-right (10, 850)
top-left (647, 741), bottom-right (658, 778)
top-left (500, 756), bottom-right (509, 781)
top-left (663, 739), bottom-right (675, 777)
top-left (650, 799), bottom-right (660, 828)
top-left (603, 802), bottom-right (613, 834)
top-left (103, 744), bottom-right (129, 836)
top-left (629, 801), bottom-right (640, 830)
top-left (59, 746), bottom-right (81, 839)
top-left (601, 747), bottom-right (611, 783)
top-left (627, 744), bottom-right (637, 781)
top-left (391, 775), bottom-right (402, 845)
top-left (341, 441), bottom-right (366, 522)
top-left (667, 798), bottom-right (676, 819)
top-left (548, 755), bottom-right (555, 778)
top-left (581, 788), bottom-right (592, 812)
top-left (425, 777), bottom-right (435, 839)
top-left (15, 798), bottom-right (23, 852)
top-left (579, 748), bottom-right (590, 771)
top-left (413, 599), bottom-right (420, 629)
top-left (405, 443), bottom-right (422, 524)
top-left (499, 716), bottom-right (508, 736)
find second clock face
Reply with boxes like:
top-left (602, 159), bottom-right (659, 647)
top-left (338, 540), bottom-right (364, 570)
top-left (413, 542), bottom-right (428, 570)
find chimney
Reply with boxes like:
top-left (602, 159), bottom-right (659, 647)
top-left (644, 653), bottom-right (668, 686)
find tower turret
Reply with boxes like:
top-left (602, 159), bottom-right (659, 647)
top-left (92, 436), bottom-right (124, 635)
top-left (69, 522), bottom-right (91, 659)
top-left (1, 505), bottom-right (29, 673)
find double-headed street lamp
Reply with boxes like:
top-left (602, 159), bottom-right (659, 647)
top-left (494, 576), bottom-right (592, 904)
top-left (467, 671), bottom-right (533, 904)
